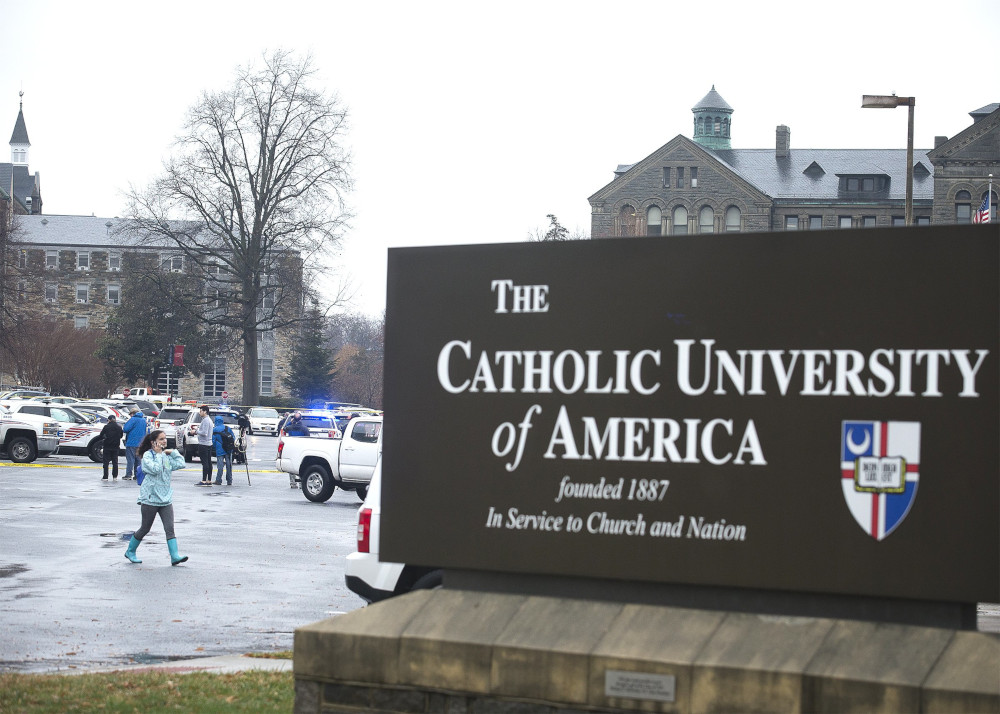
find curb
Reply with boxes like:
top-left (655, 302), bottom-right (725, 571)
top-left (56, 654), bottom-right (292, 676)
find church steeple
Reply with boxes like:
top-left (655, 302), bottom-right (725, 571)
top-left (692, 85), bottom-right (733, 150)
top-left (10, 91), bottom-right (30, 165)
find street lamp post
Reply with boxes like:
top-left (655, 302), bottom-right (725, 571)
top-left (862, 94), bottom-right (915, 226)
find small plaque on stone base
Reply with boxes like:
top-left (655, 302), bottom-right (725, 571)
top-left (605, 670), bottom-right (676, 702)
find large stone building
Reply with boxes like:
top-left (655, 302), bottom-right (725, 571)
top-left (1, 96), bottom-right (297, 403)
top-left (589, 87), bottom-right (998, 237)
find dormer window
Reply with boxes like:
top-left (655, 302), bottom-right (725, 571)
top-left (839, 174), bottom-right (887, 193)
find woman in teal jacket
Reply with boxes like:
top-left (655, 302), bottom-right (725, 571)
top-left (124, 429), bottom-right (189, 566)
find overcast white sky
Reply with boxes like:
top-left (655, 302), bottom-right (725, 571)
top-left (3, 0), bottom-right (997, 316)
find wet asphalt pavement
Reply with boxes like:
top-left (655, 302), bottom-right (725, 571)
top-left (2, 437), bottom-right (996, 676)
top-left (0, 435), bottom-right (366, 673)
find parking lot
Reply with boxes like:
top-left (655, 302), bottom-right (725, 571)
top-left (0, 435), bottom-right (366, 673)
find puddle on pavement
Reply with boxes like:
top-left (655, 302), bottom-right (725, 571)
top-left (0, 563), bottom-right (29, 578)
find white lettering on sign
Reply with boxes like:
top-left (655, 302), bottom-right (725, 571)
top-left (543, 406), bottom-right (767, 466)
top-left (605, 670), bottom-right (676, 703)
top-left (436, 341), bottom-right (661, 396)
top-left (491, 279), bottom-right (550, 313)
top-left (675, 339), bottom-right (990, 398)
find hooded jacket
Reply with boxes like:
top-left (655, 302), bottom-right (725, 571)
top-left (212, 416), bottom-right (234, 457)
top-left (122, 413), bottom-right (148, 447)
top-left (138, 448), bottom-right (185, 506)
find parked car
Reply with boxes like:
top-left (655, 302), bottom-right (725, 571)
top-left (0, 404), bottom-right (61, 463)
top-left (30, 395), bottom-right (80, 404)
top-left (110, 387), bottom-right (157, 399)
top-left (0, 389), bottom-right (49, 400)
top-left (73, 402), bottom-right (129, 423)
top-left (246, 406), bottom-right (281, 435)
top-left (276, 415), bottom-right (382, 502)
top-left (176, 407), bottom-right (242, 461)
top-left (5, 401), bottom-right (106, 461)
top-left (345, 458), bottom-right (442, 603)
top-left (298, 412), bottom-right (340, 438)
top-left (155, 406), bottom-right (195, 449)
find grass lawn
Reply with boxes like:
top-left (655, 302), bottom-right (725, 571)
top-left (0, 653), bottom-right (295, 713)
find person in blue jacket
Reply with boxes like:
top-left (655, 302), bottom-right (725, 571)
top-left (124, 429), bottom-right (188, 566)
top-left (212, 416), bottom-right (234, 486)
top-left (121, 406), bottom-right (148, 481)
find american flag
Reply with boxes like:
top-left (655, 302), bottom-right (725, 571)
top-left (972, 193), bottom-right (991, 224)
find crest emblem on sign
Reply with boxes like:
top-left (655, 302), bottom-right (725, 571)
top-left (840, 421), bottom-right (920, 540)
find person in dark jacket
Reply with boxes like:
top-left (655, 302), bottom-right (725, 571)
top-left (122, 407), bottom-right (148, 481)
top-left (99, 416), bottom-right (124, 480)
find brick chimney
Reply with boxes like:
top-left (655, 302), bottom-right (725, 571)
top-left (776, 125), bottom-right (790, 158)
top-left (934, 136), bottom-right (948, 148)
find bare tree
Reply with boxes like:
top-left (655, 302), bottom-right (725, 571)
top-left (1, 318), bottom-right (112, 396)
top-left (119, 49), bottom-right (352, 404)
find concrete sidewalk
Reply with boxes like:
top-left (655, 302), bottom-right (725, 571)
top-left (57, 654), bottom-right (292, 676)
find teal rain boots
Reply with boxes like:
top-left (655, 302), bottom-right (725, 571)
top-left (167, 538), bottom-right (188, 566)
top-left (124, 536), bottom-right (142, 563)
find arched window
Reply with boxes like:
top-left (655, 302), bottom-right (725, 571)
top-left (956, 190), bottom-right (971, 224)
top-left (647, 206), bottom-right (662, 236)
top-left (723, 118), bottom-right (730, 137)
top-left (725, 206), bottom-right (741, 232)
top-left (618, 204), bottom-right (638, 237)
top-left (714, 118), bottom-right (721, 135)
top-left (672, 206), bottom-right (688, 235)
top-left (699, 206), bottom-right (715, 233)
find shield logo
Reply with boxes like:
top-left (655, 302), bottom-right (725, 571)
top-left (841, 421), bottom-right (920, 540)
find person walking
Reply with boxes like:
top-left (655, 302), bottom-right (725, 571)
top-left (212, 416), bottom-right (235, 485)
top-left (191, 404), bottom-right (214, 486)
top-left (124, 429), bottom-right (188, 566)
top-left (122, 407), bottom-right (148, 481)
top-left (99, 415), bottom-right (124, 480)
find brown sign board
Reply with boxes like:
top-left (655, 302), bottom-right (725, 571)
top-left (381, 225), bottom-right (1000, 604)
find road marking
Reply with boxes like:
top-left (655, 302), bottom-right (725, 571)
top-left (0, 461), bottom-right (280, 472)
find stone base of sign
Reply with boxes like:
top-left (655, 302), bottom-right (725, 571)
top-left (293, 589), bottom-right (999, 714)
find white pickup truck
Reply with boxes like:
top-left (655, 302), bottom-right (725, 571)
top-left (275, 415), bottom-right (382, 502)
top-left (0, 404), bottom-right (61, 463)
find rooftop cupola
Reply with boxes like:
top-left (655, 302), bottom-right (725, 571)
top-left (692, 85), bottom-right (733, 150)
top-left (9, 91), bottom-right (30, 166)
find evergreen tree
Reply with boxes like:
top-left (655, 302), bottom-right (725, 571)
top-left (285, 308), bottom-right (335, 405)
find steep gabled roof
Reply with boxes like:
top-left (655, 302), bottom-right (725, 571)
top-left (592, 140), bottom-right (933, 204)
top-left (0, 163), bottom-right (38, 211)
top-left (927, 105), bottom-right (1000, 162)
top-left (708, 148), bottom-right (933, 200)
top-left (9, 105), bottom-right (29, 145)
top-left (588, 134), bottom-right (770, 203)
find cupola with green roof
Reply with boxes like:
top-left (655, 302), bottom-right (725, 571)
top-left (692, 85), bottom-right (733, 150)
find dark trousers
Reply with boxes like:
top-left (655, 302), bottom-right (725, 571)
top-left (198, 444), bottom-right (213, 481)
top-left (103, 447), bottom-right (119, 478)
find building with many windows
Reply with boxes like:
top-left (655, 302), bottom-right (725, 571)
top-left (2, 96), bottom-right (296, 403)
top-left (589, 87), bottom-right (998, 237)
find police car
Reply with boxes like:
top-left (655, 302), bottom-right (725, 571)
top-left (5, 401), bottom-right (107, 461)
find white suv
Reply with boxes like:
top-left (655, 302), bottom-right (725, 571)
top-left (176, 407), bottom-right (241, 461)
top-left (345, 458), bottom-right (441, 603)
